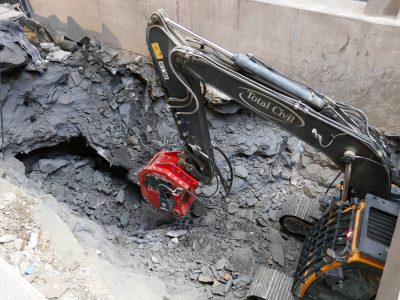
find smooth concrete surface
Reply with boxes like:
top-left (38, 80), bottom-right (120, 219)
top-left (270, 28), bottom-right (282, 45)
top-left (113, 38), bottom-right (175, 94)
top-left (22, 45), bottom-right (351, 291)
top-left (28, 0), bottom-right (400, 132)
top-left (0, 256), bottom-right (45, 300)
top-left (366, 0), bottom-right (400, 16)
top-left (376, 215), bottom-right (400, 300)
top-left (29, 0), bottom-right (177, 48)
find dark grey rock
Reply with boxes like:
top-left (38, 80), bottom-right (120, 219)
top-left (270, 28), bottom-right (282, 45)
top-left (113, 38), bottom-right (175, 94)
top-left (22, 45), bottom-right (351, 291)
top-left (211, 284), bottom-right (225, 296)
top-left (112, 83), bottom-right (124, 94)
top-left (59, 39), bottom-right (78, 52)
top-left (57, 92), bottom-right (74, 105)
top-left (166, 230), bottom-right (188, 239)
top-left (215, 258), bottom-right (226, 270)
top-left (257, 134), bottom-right (282, 157)
top-left (225, 221), bottom-right (234, 231)
top-left (200, 184), bottom-right (219, 196)
top-left (116, 234), bottom-right (128, 245)
top-left (202, 212), bottom-right (217, 225)
top-left (245, 197), bottom-right (258, 207)
top-left (232, 230), bottom-right (246, 240)
top-left (152, 242), bottom-right (162, 252)
top-left (116, 189), bottom-right (125, 203)
top-left (119, 103), bottom-right (131, 124)
top-left (232, 274), bottom-right (252, 287)
top-left (127, 135), bottom-right (139, 145)
top-left (76, 167), bottom-right (94, 181)
top-left (270, 242), bottom-right (285, 267)
top-left (287, 136), bottom-right (303, 164)
top-left (286, 254), bottom-right (296, 262)
top-left (227, 203), bottom-right (238, 214)
top-left (230, 178), bottom-right (246, 194)
top-left (268, 209), bottom-right (278, 222)
top-left (156, 120), bottom-right (175, 138)
top-left (37, 159), bottom-right (69, 173)
top-left (69, 71), bottom-right (83, 86)
top-left (45, 23), bottom-right (64, 44)
top-left (234, 165), bottom-right (248, 179)
top-left (256, 217), bottom-right (268, 227)
top-left (73, 158), bottom-right (94, 169)
top-left (0, 43), bottom-right (27, 72)
top-left (266, 228), bottom-right (284, 244)
top-left (119, 210), bottom-right (129, 227)
top-left (225, 278), bottom-right (233, 293)
top-left (93, 171), bottom-right (104, 184)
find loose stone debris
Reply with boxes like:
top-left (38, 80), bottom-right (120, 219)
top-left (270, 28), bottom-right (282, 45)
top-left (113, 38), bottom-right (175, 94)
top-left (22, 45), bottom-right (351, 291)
top-left (0, 4), bottom-right (342, 300)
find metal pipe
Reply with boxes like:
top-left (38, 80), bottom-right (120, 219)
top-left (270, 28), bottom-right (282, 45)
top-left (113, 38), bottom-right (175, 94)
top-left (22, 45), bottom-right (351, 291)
top-left (161, 11), bottom-right (326, 111)
top-left (339, 162), bottom-right (352, 206)
top-left (163, 16), bottom-right (235, 59)
top-left (233, 54), bottom-right (326, 111)
top-left (339, 150), bottom-right (356, 206)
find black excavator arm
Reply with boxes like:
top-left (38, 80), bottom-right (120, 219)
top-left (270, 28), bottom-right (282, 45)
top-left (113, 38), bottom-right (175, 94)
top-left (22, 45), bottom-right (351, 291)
top-left (141, 11), bottom-right (400, 299)
top-left (145, 10), bottom-right (398, 205)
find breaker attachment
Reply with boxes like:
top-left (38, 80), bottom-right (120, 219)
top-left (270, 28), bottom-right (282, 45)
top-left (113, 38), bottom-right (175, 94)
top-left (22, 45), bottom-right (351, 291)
top-left (138, 151), bottom-right (199, 217)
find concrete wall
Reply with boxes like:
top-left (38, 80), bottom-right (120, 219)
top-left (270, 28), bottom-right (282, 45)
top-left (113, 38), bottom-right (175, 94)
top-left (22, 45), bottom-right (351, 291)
top-left (28, 0), bottom-right (400, 132)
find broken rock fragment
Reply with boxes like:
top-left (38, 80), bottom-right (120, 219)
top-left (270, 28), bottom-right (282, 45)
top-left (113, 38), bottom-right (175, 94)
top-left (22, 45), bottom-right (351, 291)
top-left (36, 159), bottom-right (69, 174)
top-left (59, 39), bottom-right (78, 52)
top-left (116, 189), bottom-right (125, 203)
top-left (119, 103), bottom-right (131, 125)
top-left (270, 242), bottom-right (285, 267)
top-left (0, 43), bottom-right (27, 71)
top-left (232, 274), bottom-right (252, 287)
top-left (166, 229), bottom-right (188, 239)
top-left (234, 164), bottom-right (248, 179)
top-left (227, 202), bottom-right (239, 214)
top-left (211, 283), bottom-right (225, 296)
top-left (245, 197), bottom-right (258, 207)
top-left (267, 228), bottom-right (285, 266)
top-left (119, 210), bottom-right (129, 227)
top-left (215, 258), bottom-right (226, 270)
top-left (198, 275), bottom-right (214, 284)
top-left (46, 47), bottom-right (71, 62)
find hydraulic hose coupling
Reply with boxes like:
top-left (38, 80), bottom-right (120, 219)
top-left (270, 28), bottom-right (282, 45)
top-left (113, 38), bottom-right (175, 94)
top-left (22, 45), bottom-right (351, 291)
top-left (343, 149), bottom-right (356, 163)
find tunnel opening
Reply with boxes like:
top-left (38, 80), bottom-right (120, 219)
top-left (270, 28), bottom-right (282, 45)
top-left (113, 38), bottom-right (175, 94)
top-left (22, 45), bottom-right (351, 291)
top-left (16, 137), bottom-right (130, 180)
top-left (15, 136), bottom-right (176, 235)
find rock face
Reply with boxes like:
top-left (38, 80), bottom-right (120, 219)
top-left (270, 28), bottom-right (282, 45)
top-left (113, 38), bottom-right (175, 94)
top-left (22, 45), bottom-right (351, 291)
top-left (0, 20), bottom-right (43, 72)
top-left (1, 31), bottom-right (173, 182)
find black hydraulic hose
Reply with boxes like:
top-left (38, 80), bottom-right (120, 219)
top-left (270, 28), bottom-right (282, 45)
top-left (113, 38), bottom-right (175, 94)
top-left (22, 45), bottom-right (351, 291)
top-left (325, 171), bottom-right (343, 194)
top-left (211, 145), bottom-right (234, 198)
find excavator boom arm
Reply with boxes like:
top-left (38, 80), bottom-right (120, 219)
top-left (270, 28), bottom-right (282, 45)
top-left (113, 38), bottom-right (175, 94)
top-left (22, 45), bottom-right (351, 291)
top-left (146, 10), bottom-right (394, 200)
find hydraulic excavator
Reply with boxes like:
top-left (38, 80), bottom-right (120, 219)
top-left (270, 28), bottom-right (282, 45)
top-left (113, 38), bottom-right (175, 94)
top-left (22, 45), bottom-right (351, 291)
top-left (138, 10), bottom-right (400, 299)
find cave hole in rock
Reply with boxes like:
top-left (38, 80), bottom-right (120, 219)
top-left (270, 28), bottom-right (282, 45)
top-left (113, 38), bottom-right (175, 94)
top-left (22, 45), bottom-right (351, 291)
top-left (15, 136), bottom-right (176, 234)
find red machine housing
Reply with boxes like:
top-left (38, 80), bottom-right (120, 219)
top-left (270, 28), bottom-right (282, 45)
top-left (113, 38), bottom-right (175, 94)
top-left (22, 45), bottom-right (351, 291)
top-left (138, 150), bottom-right (199, 217)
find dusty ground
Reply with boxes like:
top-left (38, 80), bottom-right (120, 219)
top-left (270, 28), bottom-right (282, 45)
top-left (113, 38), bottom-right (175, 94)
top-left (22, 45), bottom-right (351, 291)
top-left (0, 8), bottom-right (341, 300)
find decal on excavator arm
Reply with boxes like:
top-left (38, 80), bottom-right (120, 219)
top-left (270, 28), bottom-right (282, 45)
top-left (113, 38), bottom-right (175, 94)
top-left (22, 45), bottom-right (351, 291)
top-left (238, 87), bottom-right (305, 127)
top-left (151, 42), bottom-right (163, 59)
top-left (158, 61), bottom-right (169, 80)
